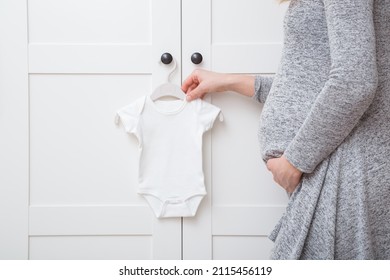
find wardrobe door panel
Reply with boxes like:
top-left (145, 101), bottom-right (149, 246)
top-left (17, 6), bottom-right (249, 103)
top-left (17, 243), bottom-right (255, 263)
top-left (29, 74), bottom-right (150, 206)
top-left (212, 0), bottom-right (285, 73)
top-left (28, 0), bottom-right (151, 43)
top-left (29, 236), bottom-right (152, 260)
top-left (212, 236), bottom-right (274, 260)
top-left (27, 0), bottom-right (182, 260)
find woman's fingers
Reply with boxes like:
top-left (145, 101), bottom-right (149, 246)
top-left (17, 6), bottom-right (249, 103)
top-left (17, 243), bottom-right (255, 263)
top-left (181, 75), bottom-right (196, 93)
top-left (266, 157), bottom-right (302, 193)
top-left (182, 70), bottom-right (206, 101)
top-left (186, 85), bottom-right (206, 101)
top-left (186, 83), bottom-right (198, 95)
top-left (182, 69), bottom-right (224, 100)
top-left (182, 69), bottom-right (202, 93)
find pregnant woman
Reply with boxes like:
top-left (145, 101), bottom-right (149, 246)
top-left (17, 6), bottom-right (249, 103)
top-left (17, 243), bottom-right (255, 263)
top-left (182, 0), bottom-right (389, 259)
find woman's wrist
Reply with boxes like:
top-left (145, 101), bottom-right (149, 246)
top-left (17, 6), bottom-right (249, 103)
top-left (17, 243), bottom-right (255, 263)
top-left (223, 74), bottom-right (255, 97)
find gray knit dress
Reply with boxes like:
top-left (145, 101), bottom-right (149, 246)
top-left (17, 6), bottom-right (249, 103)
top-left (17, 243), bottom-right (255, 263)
top-left (253, 0), bottom-right (390, 259)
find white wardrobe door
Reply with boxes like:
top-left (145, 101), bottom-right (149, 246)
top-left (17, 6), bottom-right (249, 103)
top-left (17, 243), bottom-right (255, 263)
top-left (182, 0), bottom-right (289, 260)
top-left (27, 0), bottom-right (182, 260)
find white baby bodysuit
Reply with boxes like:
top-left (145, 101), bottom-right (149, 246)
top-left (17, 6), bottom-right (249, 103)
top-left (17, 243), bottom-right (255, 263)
top-left (116, 95), bottom-right (222, 218)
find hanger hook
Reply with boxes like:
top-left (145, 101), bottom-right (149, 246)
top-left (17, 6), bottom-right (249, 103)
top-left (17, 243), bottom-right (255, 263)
top-left (159, 58), bottom-right (177, 83)
top-left (168, 58), bottom-right (177, 83)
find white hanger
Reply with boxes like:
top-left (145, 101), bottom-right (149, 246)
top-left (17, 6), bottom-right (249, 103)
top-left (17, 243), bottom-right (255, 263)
top-left (150, 58), bottom-right (187, 101)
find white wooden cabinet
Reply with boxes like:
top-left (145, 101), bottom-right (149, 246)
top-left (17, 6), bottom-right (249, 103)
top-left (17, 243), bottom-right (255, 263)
top-left (0, 0), bottom-right (288, 260)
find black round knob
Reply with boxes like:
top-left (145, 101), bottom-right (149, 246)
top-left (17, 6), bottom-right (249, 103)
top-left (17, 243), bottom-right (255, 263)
top-left (191, 52), bottom-right (203, 64)
top-left (161, 53), bottom-right (173, 64)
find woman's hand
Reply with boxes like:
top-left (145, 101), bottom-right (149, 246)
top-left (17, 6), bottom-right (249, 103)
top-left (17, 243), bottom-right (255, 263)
top-left (266, 155), bottom-right (303, 194)
top-left (182, 69), bottom-right (228, 101)
top-left (182, 69), bottom-right (255, 101)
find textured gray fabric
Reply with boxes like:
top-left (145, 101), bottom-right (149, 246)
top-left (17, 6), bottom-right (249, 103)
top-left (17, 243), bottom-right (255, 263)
top-left (254, 0), bottom-right (390, 259)
top-left (253, 75), bottom-right (274, 104)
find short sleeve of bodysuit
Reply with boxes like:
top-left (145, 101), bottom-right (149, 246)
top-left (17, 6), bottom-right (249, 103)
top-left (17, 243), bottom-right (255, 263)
top-left (196, 99), bottom-right (222, 133)
top-left (115, 96), bottom-right (145, 137)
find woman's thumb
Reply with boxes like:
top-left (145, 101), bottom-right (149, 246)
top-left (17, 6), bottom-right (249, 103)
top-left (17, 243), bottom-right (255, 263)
top-left (186, 85), bottom-right (205, 101)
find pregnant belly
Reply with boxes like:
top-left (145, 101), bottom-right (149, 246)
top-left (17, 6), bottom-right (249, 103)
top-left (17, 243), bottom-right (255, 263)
top-left (258, 96), bottom-right (306, 162)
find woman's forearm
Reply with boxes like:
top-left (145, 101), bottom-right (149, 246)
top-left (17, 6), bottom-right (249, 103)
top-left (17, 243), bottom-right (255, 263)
top-left (222, 74), bottom-right (255, 98)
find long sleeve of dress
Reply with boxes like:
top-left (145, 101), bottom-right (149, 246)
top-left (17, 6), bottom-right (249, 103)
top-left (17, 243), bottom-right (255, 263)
top-left (252, 75), bottom-right (274, 103)
top-left (283, 0), bottom-right (378, 173)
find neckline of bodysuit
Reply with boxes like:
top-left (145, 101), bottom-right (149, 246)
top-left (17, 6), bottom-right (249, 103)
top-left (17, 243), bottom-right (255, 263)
top-left (147, 95), bottom-right (188, 115)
